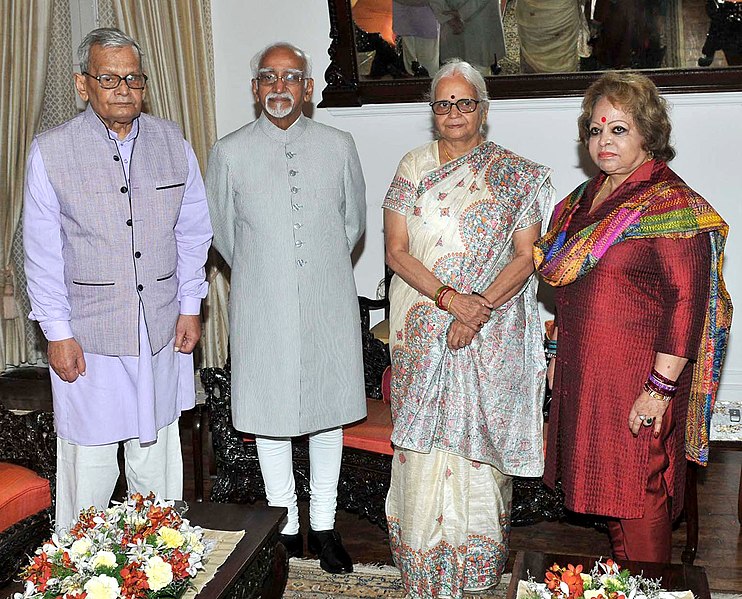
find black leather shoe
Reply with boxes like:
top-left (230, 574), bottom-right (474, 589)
top-left (279, 532), bottom-right (303, 558)
top-left (308, 528), bottom-right (353, 574)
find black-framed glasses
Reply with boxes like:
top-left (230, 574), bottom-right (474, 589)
top-left (430, 98), bottom-right (481, 115)
top-left (255, 70), bottom-right (305, 86)
top-left (83, 72), bottom-right (148, 90)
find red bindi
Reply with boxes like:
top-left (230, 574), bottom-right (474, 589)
top-left (601, 117), bottom-right (606, 123)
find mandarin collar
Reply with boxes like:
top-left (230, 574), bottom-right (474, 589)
top-left (257, 111), bottom-right (308, 143)
top-left (82, 103), bottom-right (140, 144)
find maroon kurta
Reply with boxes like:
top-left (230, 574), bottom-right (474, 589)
top-left (543, 161), bottom-right (711, 520)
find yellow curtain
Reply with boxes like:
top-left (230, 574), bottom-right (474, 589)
top-left (111, 0), bottom-right (230, 368)
top-left (0, 1), bottom-right (54, 368)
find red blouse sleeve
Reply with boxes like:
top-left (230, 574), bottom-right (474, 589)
top-left (653, 234), bottom-right (711, 359)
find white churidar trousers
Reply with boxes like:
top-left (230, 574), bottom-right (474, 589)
top-left (55, 419), bottom-right (183, 531)
top-left (255, 427), bottom-right (343, 534)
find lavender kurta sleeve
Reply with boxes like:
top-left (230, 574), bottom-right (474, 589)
top-left (24, 138), bottom-right (74, 341)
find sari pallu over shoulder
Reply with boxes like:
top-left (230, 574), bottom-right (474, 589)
top-left (387, 142), bottom-right (552, 474)
top-left (534, 165), bottom-right (733, 466)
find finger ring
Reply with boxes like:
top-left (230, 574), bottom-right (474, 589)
top-left (638, 415), bottom-right (645, 421)
top-left (643, 417), bottom-right (654, 427)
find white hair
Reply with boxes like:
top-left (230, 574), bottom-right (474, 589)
top-left (249, 42), bottom-right (313, 79)
top-left (428, 59), bottom-right (489, 105)
top-left (78, 27), bottom-right (144, 73)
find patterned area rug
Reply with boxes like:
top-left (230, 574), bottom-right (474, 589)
top-left (283, 559), bottom-right (510, 598)
top-left (284, 559), bottom-right (741, 598)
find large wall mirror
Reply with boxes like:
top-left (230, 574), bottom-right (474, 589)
top-left (320, 0), bottom-right (742, 106)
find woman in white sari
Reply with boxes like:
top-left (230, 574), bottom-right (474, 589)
top-left (383, 61), bottom-right (554, 599)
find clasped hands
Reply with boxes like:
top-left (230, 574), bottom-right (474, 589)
top-left (446, 293), bottom-right (493, 352)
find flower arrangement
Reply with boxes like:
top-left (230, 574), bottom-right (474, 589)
top-left (14, 493), bottom-right (210, 599)
top-left (520, 559), bottom-right (667, 599)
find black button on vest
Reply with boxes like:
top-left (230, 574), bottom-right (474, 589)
top-left (134, 251), bottom-right (141, 258)
top-left (126, 219), bottom-right (132, 226)
top-left (120, 186), bottom-right (128, 194)
top-left (137, 284), bottom-right (144, 291)
top-left (113, 155), bottom-right (120, 162)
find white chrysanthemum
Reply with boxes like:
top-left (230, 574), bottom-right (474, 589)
top-left (158, 527), bottom-right (184, 549)
top-left (145, 556), bottom-right (173, 591)
top-left (70, 538), bottom-right (93, 558)
top-left (84, 574), bottom-right (120, 599)
top-left (184, 532), bottom-right (204, 555)
top-left (91, 550), bottom-right (117, 569)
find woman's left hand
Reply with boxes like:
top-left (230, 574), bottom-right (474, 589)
top-left (628, 390), bottom-right (671, 437)
top-left (447, 320), bottom-right (476, 351)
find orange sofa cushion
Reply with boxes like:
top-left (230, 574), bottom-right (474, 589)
top-left (0, 462), bottom-right (52, 533)
top-left (343, 398), bottom-right (394, 456)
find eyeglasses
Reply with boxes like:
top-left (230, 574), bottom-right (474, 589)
top-left (430, 98), bottom-right (481, 115)
top-left (255, 70), bottom-right (305, 86)
top-left (83, 72), bottom-right (148, 90)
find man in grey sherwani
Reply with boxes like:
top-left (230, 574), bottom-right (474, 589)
top-left (205, 42), bottom-right (366, 574)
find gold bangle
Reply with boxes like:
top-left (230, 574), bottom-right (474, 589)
top-left (644, 383), bottom-right (672, 402)
top-left (446, 292), bottom-right (458, 313)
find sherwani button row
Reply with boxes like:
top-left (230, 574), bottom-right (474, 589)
top-left (289, 170), bottom-right (298, 176)
top-left (120, 186), bottom-right (128, 193)
top-left (297, 259), bottom-right (307, 267)
top-left (295, 240), bottom-right (304, 248)
top-left (291, 203), bottom-right (303, 211)
top-left (291, 186), bottom-right (299, 194)
top-left (286, 151), bottom-right (294, 158)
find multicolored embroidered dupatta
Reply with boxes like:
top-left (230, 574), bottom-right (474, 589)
top-left (534, 175), bottom-right (732, 466)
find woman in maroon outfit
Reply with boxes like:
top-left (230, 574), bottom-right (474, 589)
top-left (534, 72), bottom-right (733, 563)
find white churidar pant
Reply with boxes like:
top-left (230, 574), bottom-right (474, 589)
top-left (255, 427), bottom-right (343, 534)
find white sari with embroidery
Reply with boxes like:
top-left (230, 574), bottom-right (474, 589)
top-left (383, 140), bottom-right (553, 599)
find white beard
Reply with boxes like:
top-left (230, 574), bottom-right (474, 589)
top-left (265, 92), bottom-right (294, 118)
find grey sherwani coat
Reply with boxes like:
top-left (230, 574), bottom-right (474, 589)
top-left (206, 114), bottom-right (367, 436)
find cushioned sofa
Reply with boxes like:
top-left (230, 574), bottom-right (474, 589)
top-left (0, 401), bottom-right (55, 585)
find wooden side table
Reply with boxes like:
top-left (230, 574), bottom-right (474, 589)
top-left (187, 502), bottom-right (288, 599)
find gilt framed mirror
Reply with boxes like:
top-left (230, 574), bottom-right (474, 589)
top-left (319, 0), bottom-right (742, 107)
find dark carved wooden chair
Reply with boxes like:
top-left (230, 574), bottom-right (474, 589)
top-left (0, 402), bottom-right (55, 585)
top-left (200, 291), bottom-right (566, 531)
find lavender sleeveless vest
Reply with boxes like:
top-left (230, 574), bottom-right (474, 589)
top-left (35, 106), bottom-right (189, 355)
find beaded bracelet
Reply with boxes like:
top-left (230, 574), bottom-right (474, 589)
top-left (544, 337), bottom-right (557, 360)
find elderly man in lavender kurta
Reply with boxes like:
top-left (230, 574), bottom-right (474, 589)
top-left (206, 42), bottom-right (366, 575)
top-left (23, 28), bottom-right (212, 530)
